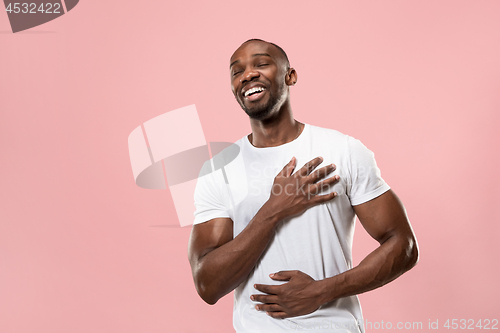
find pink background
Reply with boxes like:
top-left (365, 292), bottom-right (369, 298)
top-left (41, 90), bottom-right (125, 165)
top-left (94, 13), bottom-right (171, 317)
top-left (1, 1), bottom-right (499, 332)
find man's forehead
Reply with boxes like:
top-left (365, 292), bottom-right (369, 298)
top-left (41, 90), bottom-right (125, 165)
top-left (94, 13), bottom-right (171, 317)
top-left (230, 40), bottom-right (281, 65)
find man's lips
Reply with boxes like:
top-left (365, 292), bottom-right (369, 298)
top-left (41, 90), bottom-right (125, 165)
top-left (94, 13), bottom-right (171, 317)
top-left (245, 89), bottom-right (266, 102)
top-left (242, 83), bottom-right (266, 97)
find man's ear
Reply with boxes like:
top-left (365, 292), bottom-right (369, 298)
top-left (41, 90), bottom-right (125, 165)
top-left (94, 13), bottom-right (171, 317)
top-left (285, 68), bottom-right (298, 86)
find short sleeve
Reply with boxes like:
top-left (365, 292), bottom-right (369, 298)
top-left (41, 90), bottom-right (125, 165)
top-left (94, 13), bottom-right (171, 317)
top-left (346, 136), bottom-right (391, 206)
top-left (193, 161), bottom-right (231, 225)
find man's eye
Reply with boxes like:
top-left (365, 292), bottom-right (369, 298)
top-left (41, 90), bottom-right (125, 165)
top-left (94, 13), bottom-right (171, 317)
top-left (257, 63), bottom-right (268, 67)
top-left (232, 71), bottom-right (242, 77)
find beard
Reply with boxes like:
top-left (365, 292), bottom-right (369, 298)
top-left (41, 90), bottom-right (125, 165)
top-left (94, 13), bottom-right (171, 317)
top-left (238, 83), bottom-right (286, 121)
top-left (240, 97), bottom-right (276, 120)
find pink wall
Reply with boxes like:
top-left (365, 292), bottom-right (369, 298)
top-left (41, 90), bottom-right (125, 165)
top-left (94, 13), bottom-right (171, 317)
top-left (1, 1), bottom-right (499, 332)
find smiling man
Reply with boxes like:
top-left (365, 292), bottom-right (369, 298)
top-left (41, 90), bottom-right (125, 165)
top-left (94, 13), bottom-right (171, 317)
top-left (188, 39), bottom-right (419, 333)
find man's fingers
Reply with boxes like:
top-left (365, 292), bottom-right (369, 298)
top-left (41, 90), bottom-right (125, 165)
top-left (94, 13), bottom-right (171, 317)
top-left (269, 271), bottom-right (294, 281)
top-left (311, 174), bottom-right (340, 193)
top-left (255, 303), bottom-right (282, 312)
top-left (251, 294), bottom-right (279, 304)
top-left (266, 311), bottom-right (289, 319)
top-left (297, 156), bottom-right (323, 177)
top-left (254, 283), bottom-right (278, 295)
top-left (309, 163), bottom-right (336, 184)
top-left (312, 190), bottom-right (338, 204)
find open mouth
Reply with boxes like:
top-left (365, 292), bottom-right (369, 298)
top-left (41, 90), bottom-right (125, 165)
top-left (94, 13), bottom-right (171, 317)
top-left (243, 86), bottom-right (266, 101)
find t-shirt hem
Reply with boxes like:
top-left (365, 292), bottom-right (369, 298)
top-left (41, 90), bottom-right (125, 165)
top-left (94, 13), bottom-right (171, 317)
top-left (193, 213), bottom-right (231, 225)
top-left (350, 183), bottom-right (391, 206)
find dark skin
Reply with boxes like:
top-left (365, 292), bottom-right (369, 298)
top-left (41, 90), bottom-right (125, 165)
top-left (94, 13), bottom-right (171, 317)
top-left (188, 40), bottom-right (419, 317)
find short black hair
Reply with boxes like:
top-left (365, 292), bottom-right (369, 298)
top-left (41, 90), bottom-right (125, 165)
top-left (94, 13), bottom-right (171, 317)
top-left (242, 38), bottom-right (290, 68)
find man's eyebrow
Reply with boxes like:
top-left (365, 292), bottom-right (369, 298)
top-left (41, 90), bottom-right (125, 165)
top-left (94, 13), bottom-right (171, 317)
top-left (252, 53), bottom-right (272, 58)
top-left (230, 59), bottom-right (239, 69)
top-left (229, 53), bottom-right (273, 69)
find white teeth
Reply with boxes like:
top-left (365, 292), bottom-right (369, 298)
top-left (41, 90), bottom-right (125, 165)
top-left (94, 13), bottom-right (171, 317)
top-left (244, 87), bottom-right (265, 97)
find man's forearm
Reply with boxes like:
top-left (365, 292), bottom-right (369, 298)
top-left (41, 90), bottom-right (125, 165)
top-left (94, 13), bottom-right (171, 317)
top-left (317, 233), bottom-right (418, 304)
top-left (193, 203), bottom-right (281, 304)
top-left (191, 157), bottom-right (339, 305)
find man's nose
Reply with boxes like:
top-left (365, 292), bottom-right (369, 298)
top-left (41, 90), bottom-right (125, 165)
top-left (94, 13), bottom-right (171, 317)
top-left (241, 68), bottom-right (259, 84)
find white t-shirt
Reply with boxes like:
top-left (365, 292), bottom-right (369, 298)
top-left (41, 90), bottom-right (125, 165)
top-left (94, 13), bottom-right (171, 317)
top-left (193, 124), bottom-right (390, 333)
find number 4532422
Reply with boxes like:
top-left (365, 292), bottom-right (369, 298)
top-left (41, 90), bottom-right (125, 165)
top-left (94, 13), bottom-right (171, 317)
top-left (5, 3), bottom-right (62, 14)
top-left (444, 319), bottom-right (498, 330)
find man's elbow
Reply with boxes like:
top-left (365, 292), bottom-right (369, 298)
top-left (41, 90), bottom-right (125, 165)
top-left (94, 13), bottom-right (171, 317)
top-left (194, 280), bottom-right (220, 305)
top-left (189, 254), bottom-right (220, 305)
top-left (404, 234), bottom-right (419, 271)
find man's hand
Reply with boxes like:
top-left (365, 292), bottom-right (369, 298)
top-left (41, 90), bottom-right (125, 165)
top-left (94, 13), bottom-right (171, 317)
top-left (265, 156), bottom-right (339, 221)
top-left (251, 270), bottom-right (323, 319)
top-left (189, 156), bottom-right (340, 305)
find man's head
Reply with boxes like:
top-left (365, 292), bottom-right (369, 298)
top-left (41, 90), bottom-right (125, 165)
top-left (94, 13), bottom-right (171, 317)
top-left (230, 39), bottom-right (297, 121)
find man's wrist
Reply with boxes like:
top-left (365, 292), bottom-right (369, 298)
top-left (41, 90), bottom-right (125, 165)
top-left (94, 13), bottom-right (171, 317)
top-left (315, 275), bottom-right (342, 305)
top-left (258, 201), bottom-right (283, 227)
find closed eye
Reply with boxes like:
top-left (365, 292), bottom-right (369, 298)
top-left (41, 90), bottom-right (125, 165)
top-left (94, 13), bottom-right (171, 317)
top-left (256, 63), bottom-right (269, 67)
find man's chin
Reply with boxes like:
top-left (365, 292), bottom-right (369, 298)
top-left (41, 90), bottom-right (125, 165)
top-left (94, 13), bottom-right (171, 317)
top-left (243, 106), bottom-right (274, 120)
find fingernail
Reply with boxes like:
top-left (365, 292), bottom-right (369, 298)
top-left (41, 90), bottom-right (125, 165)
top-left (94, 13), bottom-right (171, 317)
top-left (269, 273), bottom-right (275, 277)
top-left (250, 295), bottom-right (255, 301)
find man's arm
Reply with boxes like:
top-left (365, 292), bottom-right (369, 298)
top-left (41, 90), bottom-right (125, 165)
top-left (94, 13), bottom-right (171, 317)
top-left (188, 210), bottom-right (279, 305)
top-left (318, 189), bottom-right (419, 298)
top-left (252, 189), bottom-right (419, 318)
top-left (188, 157), bottom-right (340, 305)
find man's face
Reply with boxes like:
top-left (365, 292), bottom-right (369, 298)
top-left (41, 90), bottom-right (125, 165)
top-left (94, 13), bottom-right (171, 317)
top-left (230, 41), bottom-right (289, 120)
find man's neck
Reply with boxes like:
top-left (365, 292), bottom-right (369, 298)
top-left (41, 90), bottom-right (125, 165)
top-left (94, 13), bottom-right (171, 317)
top-left (248, 107), bottom-right (303, 148)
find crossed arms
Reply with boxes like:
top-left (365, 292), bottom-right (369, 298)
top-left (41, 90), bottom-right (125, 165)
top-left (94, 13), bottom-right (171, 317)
top-left (187, 156), bottom-right (419, 318)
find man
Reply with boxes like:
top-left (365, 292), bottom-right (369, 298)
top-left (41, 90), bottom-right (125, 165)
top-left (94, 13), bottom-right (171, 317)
top-left (188, 39), bottom-right (418, 333)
